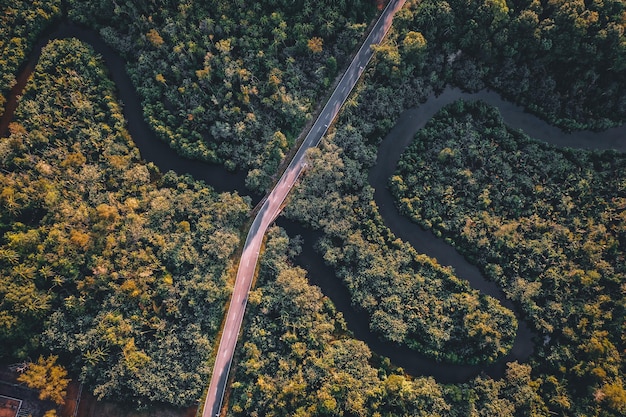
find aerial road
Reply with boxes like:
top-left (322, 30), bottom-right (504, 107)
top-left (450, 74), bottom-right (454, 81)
top-left (202, 0), bottom-right (407, 415)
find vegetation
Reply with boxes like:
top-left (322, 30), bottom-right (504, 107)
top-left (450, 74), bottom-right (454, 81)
top-left (228, 227), bottom-right (545, 416)
top-left (286, 141), bottom-right (517, 364)
top-left (66, 0), bottom-right (376, 191)
top-left (279, 0), bottom-right (625, 413)
top-left (391, 100), bottom-right (626, 416)
top-left (386, 0), bottom-right (626, 130)
top-left (17, 355), bottom-right (70, 406)
top-left (0, 0), bottom-right (61, 114)
top-left (1, 0), bottom-right (625, 415)
top-left (0, 38), bottom-right (249, 406)
top-left (231, 227), bottom-right (396, 416)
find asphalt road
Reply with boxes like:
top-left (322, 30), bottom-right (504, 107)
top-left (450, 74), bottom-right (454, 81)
top-left (202, 1), bottom-right (407, 415)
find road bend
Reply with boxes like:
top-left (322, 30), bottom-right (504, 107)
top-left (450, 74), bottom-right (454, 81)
top-left (202, 1), bottom-right (407, 415)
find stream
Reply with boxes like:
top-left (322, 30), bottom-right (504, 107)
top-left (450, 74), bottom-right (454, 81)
top-left (2, 20), bottom-right (625, 384)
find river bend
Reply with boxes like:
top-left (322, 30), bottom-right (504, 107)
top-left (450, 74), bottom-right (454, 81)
top-left (2, 21), bottom-right (624, 384)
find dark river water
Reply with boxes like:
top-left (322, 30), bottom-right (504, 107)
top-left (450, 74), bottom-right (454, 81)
top-left (0, 21), bottom-right (255, 200)
top-left (3, 20), bottom-right (625, 383)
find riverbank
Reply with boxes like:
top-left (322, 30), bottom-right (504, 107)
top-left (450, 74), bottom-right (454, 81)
top-left (1, 13), bottom-right (624, 413)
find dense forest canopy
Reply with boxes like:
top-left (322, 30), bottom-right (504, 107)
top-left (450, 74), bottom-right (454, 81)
top-left (281, 1), bottom-right (625, 414)
top-left (286, 141), bottom-right (518, 365)
top-left (400, 0), bottom-right (626, 129)
top-left (228, 227), bottom-right (544, 417)
top-left (66, 0), bottom-right (376, 191)
top-left (390, 100), bottom-right (626, 415)
top-left (0, 38), bottom-right (249, 406)
top-left (284, 96), bottom-right (625, 415)
top-left (0, 0), bottom-right (61, 115)
top-left (0, 0), bottom-right (625, 415)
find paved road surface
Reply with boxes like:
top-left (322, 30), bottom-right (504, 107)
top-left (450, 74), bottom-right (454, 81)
top-left (202, 1), bottom-right (407, 415)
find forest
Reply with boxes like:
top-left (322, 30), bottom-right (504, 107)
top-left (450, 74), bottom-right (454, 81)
top-left (0, 1), bottom-right (60, 115)
top-left (228, 226), bottom-right (544, 417)
top-left (0, 38), bottom-right (249, 406)
top-left (0, 0), bottom-right (624, 416)
top-left (285, 141), bottom-right (518, 365)
top-left (66, 0), bottom-right (376, 191)
top-left (280, 0), bottom-right (625, 415)
top-left (390, 100), bottom-right (626, 415)
top-left (393, 0), bottom-right (626, 130)
top-left (283, 93), bottom-right (625, 416)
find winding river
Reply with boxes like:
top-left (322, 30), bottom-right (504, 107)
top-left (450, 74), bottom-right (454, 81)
top-left (0, 21), bottom-right (258, 202)
top-left (2, 20), bottom-right (625, 384)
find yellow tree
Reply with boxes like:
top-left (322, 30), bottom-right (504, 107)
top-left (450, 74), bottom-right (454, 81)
top-left (18, 355), bottom-right (70, 405)
top-left (402, 31), bottom-right (427, 53)
top-left (307, 37), bottom-right (323, 53)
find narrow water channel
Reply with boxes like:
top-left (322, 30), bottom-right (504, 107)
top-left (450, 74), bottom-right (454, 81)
top-left (363, 87), bottom-right (625, 380)
top-left (277, 217), bottom-right (536, 383)
top-left (0, 20), bottom-right (256, 201)
top-left (2, 21), bottom-right (624, 384)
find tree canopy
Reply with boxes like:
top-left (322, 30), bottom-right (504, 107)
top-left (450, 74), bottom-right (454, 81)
top-left (0, 0), bottom-right (61, 115)
top-left (391, 100), bottom-right (625, 416)
top-left (0, 38), bottom-right (249, 406)
top-left (66, 0), bottom-right (376, 191)
top-left (1, 0), bottom-right (625, 415)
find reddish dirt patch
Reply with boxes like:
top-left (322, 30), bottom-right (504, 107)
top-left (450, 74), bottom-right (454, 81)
top-left (0, 367), bottom-right (47, 417)
top-left (0, 395), bottom-right (21, 417)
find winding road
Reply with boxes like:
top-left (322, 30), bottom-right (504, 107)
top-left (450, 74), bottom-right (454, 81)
top-left (201, 1), bottom-right (407, 415)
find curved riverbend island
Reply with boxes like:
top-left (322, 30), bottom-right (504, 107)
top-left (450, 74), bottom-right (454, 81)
top-left (362, 89), bottom-right (624, 381)
top-left (0, 21), bottom-right (254, 200)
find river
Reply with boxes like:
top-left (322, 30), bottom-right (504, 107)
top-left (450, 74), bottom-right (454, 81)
top-left (2, 20), bottom-right (624, 384)
top-left (0, 21), bottom-right (256, 201)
